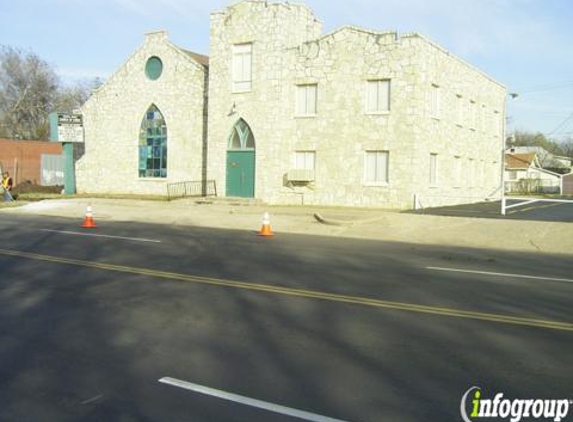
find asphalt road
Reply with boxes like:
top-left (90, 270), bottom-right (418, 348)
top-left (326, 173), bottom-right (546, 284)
top-left (412, 199), bottom-right (573, 222)
top-left (0, 215), bottom-right (571, 422)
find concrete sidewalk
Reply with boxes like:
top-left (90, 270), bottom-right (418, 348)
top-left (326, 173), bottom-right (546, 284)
top-left (2, 197), bottom-right (572, 255)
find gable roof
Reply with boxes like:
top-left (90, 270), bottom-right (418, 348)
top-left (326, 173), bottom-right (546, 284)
top-left (178, 48), bottom-right (209, 67)
top-left (505, 153), bottom-right (536, 169)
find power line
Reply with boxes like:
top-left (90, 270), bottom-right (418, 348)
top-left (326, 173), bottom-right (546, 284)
top-left (547, 111), bottom-right (573, 135)
top-left (514, 80), bottom-right (573, 95)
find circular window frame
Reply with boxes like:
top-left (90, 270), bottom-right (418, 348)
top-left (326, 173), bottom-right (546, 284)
top-left (145, 56), bottom-right (163, 81)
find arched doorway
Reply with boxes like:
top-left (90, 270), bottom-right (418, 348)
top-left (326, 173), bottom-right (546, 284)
top-left (226, 119), bottom-right (255, 197)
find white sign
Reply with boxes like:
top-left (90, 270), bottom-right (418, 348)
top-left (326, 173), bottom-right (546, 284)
top-left (57, 113), bottom-right (84, 143)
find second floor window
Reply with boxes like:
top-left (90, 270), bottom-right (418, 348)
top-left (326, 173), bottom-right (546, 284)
top-left (296, 84), bottom-right (317, 116)
top-left (232, 43), bottom-right (252, 93)
top-left (366, 79), bottom-right (390, 113)
top-left (430, 84), bottom-right (440, 119)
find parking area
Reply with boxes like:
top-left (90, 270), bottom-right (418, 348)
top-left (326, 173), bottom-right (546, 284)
top-left (412, 198), bottom-right (573, 223)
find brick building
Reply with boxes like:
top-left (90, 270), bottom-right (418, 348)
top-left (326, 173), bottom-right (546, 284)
top-left (0, 138), bottom-right (63, 186)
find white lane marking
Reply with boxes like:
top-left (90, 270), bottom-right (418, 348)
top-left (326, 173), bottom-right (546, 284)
top-left (158, 377), bottom-right (354, 422)
top-left (427, 266), bottom-right (573, 284)
top-left (81, 394), bottom-right (103, 405)
top-left (39, 229), bottom-right (161, 243)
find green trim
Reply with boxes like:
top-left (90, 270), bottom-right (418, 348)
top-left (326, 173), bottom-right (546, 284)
top-left (48, 112), bottom-right (59, 142)
top-left (145, 57), bottom-right (163, 80)
top-left (63, 143), bottom-right (76, 194)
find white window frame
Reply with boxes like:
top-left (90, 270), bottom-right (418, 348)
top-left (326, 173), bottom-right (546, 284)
top-left (468, 158), bottom-right (475, 187)
top-left (456, 94), bottom-right (464, 127)
top-left (295, 84), bottom-right (318, 117)
top-left (365, 79), bottom-right (391, 114)
top-left (293, 151), bottom-right (316, 170)
top-left (232, 43), bottom-right (252, 93)
top-left (480, 104), bottom-right (487, 132)
top-left (429, 153), bottom-right (438, 187)
top-left (363, 150), bottom-right (389, 186)
top-left (493, 110), bottom-right (501, 137)
top-left (469, 100), bottom-right (477, 130)
top-left (453, 156), bottom-right (462, 188)
top-left (430, 84), bottom-right (440, 119)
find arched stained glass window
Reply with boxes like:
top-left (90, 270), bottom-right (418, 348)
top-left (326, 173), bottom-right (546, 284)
top-left (228, 119), bottom-right (255, 150)
top-left (139, 105), bottom-right (167, 178)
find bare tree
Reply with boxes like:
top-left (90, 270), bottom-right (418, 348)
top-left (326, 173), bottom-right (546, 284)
top-left (55, 78), bottom-right (102, 113)
top-left (0, 46), bottom-right (60, 140)
top-left (0, 46), bottom-right (100, 140)
top-left (560, 137), bottom-right (573, 159)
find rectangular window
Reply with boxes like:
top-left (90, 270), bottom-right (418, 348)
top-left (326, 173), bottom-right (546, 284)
top-left (493, 110), bottom-right (501, 136)
top-left (453, 156), bottom-right (462, 187)
top-left (468, 158), bottom-right (475, 187)
top-left (492, 161), bottom-right (499, 186)
top-left (366, 79), bottom-right (390, 113)
top-left (294, 151), bottom-right (315, 170)
top-left (456, 94), bottom-right (464, 126)
top-left (429, 153), bottom-right (438, 186)
top-left (295, 84), bottom-right (317, 116)
top-left (364, 151), bottom-right (389, 184)
top-left (469, 100), bottom-right (476, 130)
top-left (232, 43), bottom-right (252, 93)
top-left (430, 84), bottom-right (440, 119)
top-left (508, 170), bottom-right (517, 180)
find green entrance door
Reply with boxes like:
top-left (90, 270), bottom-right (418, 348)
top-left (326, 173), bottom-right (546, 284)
top-left (226, 150), bottom-right (255, 197)
top-left (226, 119), bottom-right (256, 198)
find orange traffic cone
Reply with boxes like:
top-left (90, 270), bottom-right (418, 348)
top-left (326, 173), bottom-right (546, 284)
top-left (81, 205), bottom-right (97, 229)
top-left (258, 212), bottom-right (274, 237)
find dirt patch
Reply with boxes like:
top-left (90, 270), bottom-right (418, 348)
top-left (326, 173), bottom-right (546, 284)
top-left (12, 182), bottom-right (63, 195)
top-left (13, 182), bottom-right (63, 194)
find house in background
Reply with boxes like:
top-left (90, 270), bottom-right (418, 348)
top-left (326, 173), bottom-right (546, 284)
top-left (504, 152), bottom-right (562, 194)
top-left (0, 138), bottom-right (64, 187)
top-left (506, 146), bottom-right (572, 174)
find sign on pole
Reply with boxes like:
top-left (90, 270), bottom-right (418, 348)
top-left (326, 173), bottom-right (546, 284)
top-left (53, 113), bottom-right (84, 143)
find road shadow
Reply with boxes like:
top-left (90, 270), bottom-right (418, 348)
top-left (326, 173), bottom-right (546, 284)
top-left (0, 216), bottom-right (572, 421)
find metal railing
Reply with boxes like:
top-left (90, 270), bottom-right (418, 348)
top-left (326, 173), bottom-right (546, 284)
top-left (501, 197), bottom-right (573, 215)
top-left (504, 179), bottom-right (560, 194)
top-left (167, 180), bottom-right (217, 200)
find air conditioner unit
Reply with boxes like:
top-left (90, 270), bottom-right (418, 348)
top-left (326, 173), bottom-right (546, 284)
top-left (286, 169), bottom-right (315, 182)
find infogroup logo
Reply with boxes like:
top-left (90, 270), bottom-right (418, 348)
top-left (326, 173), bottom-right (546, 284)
top-left (460, 386), bottom-right (571, 422)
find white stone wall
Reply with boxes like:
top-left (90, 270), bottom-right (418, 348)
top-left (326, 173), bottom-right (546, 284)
top-left (207, 1), bottom-right (506, 208)
top-left (411, 34), bottom-right (506, 208)
top-left (76, 31), bottom-right (207, 196)
top-left (207, 1), bottom-right (324, 202)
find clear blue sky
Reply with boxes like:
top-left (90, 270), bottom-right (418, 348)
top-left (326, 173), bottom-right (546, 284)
top-left (1, 0), bottom-right (572, 141)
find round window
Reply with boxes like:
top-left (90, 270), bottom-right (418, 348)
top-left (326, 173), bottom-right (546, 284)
top-left (145, 56), bottom-right (163, 80)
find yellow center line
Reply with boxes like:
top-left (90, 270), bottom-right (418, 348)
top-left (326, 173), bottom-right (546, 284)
top-left (1, 248), bottom-right (572, 332)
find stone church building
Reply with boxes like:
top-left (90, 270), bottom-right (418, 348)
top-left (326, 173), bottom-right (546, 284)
top-left (76, 0), bottom-right (506, 208)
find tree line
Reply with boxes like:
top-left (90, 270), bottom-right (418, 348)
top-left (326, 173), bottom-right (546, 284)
top-left (508, 131), bottom-right (573, 159)
top-left (0, 45), bottom-right (101, 141)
